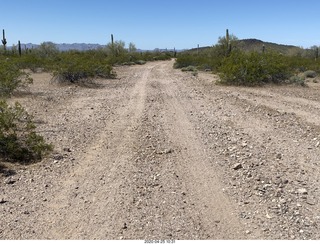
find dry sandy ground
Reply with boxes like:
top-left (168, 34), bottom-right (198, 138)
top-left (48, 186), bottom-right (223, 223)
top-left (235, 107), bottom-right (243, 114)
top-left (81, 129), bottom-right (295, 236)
top-left (1, 60), bottom-right (320, 240)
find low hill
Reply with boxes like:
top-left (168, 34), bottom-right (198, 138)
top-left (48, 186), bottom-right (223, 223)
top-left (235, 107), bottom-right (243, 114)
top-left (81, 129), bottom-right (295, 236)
top-left (188, 39), bottom-right (306, 56)
top-left (236, 39), bottom-right (302, 55)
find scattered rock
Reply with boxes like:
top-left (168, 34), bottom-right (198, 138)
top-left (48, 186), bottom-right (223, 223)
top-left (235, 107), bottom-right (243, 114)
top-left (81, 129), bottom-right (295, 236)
top-left (6, 179), bottom-right (16, 185)
top-left (163, 148), bottom-right (174, 154)
top-left (297, 188), bottom-right (308, 195)
top-left (122, 223), bottom-right (127, 229)
top-left (0, 198), bottom-right (7, 204)
top-left (52, 154), bottom-right (64, 160)
top-left (232, 163), bottom-right (243, 170)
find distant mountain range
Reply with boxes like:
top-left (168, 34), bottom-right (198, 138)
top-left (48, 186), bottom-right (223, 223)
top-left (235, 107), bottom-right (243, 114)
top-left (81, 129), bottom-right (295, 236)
top-left (12, 43), bottom-right (177, 52)
top-left (16, 43), bottom-right (105, 51)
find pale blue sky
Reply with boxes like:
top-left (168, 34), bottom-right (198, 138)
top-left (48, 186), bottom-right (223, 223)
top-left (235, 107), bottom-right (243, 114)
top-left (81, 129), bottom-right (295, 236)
top-left (1, 0), bottom-right (319, 49)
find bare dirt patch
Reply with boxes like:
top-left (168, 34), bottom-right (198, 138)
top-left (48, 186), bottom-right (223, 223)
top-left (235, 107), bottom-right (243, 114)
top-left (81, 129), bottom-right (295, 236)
top-left (1, 60), bottom-right (320, 239)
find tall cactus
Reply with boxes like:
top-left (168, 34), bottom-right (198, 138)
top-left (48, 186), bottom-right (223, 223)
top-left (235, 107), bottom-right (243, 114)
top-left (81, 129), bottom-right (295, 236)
top-left (2, 29), bottom-right (7, 51)
top-left (226, 29), bottom-right (231, 55)
top-left (18, 40), bottom-right (22, 57)
top-left (111, 34), bottom-right (115, 55)
top-left (226, 29), bottom-right (229, 45)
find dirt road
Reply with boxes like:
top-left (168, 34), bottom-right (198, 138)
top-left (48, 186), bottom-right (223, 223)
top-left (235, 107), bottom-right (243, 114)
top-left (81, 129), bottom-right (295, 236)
top-left (1, 60), bottom-right (320, 239)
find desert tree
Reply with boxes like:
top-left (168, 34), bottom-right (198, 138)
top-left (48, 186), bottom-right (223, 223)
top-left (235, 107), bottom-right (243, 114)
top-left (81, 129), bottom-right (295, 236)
top-left (128, 42), bottom-right (137, 53)
top-left (37, 42), bottom-right (59, 58)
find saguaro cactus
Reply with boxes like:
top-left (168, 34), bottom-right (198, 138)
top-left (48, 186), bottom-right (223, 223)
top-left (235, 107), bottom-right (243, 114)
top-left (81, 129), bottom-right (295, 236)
top-left (226, 29), bottom-right (229, 44)
top-left (226, 29), bottom-right (231, 55)
top-left (111, 34), bottom-right (115, 55)
top-left (2, 29), bottom-right (7, 51)
top-left (18, 40), bottom-right (22, 57)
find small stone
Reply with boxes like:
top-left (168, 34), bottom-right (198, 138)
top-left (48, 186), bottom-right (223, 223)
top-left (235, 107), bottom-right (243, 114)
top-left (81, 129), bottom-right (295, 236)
top-left (266, 212), bottom-right (272, 219)
top-left (122, 223), bottom-right (127, 229)
top-left (297, 188), bottom-right (308, 195)
top-left (233, 163), bottom-right (243, 170)
top-left (6, 179), bottom-right (16, 185)
top-left (0, 198), bottom-right (7, 204)
top-left (306, 199), bottom-right (316, 205)
top-left (164, 148), bottom-right (173, 154)
top-left (279, 198), bottom-right (286, 204)
top-left (276, 153), bottom-right (282, 160)
top-left (53, 154), bottom-right (63, 160)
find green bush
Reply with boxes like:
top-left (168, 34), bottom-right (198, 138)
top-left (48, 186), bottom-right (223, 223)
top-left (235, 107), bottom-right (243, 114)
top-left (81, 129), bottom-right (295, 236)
top-left (303, 70), bottom-right (317, 78)
top-left (135, 60), bottom-right (146, 65)
top-left (17, 53), bottom-right (47, 72)
top-left (289, 75), bottom-right (306, 86)
top-left (218, 51), bottom-right (292, 86)
top-left (0, 59), bottom-right (33, 97)
top-left (51, 51), bottom-right (115, 85)
top-left (0, 100), bottom-right (53, 162)
top-left (181, 66), bottom-right (197, 72)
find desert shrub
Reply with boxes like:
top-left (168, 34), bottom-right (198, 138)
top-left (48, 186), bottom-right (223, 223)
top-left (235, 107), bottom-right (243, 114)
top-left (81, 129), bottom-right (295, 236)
top-left (0, 100), bottom-right (53, 162)
top-left (174, 47), bottom-right (225, 72)
top-left (181, 66), bottom-right (197, 72)
top-left (0, 59), bottom-right (33, 97)
top-left (303, 70), bottom-right (317, 78)
top-left (16, 53), bottom-right (48, 72)
top-left (152, 53), bottom-right (172, 61)
top-left (135, 60), bottom-right (146, 65)
top-left (218, 51), bottom-right (292, 86)
top-left (289, 75), bottom-right (306, 86)
top-left (52, 51), bottom-right (115, 85)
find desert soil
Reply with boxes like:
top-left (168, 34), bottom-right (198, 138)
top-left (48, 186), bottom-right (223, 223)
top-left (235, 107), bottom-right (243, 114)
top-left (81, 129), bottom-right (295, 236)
top-left (1, 60), bottom-right (320, 240)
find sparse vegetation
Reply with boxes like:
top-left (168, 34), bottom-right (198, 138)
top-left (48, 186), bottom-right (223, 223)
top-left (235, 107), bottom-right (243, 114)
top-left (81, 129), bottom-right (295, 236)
top-left (0, 55), bottom-right (52, 163)
top-left (175, 31), bottom-right (320, 86)
top-left (0, 59), bottom-right (33, 97)
top-left (218, 51), bottom-right (292, 86)
top-left (0, 100), bottom-right (53, 162)
top-left (289, 75), bottom-right (306, 86)
top-left (303, 70), bottom-right (317, 78)
top-left (181, 66), bottom-right (197, 72)
top-left (51, 51), bottom-right (115, 86)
